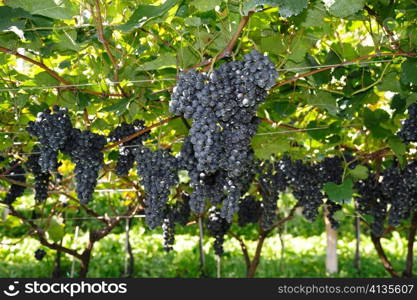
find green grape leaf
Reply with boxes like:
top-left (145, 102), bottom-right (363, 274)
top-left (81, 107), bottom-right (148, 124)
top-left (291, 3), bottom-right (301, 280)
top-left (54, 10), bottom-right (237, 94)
top-left (118, 0), bottom-right (179, 32)
top-left (406, 93), bottom-right (417, 107)
top-left (305, 54), bottom-right (330, 84)
top-left (297, 2), bottom-right (327, 27)
top-left (388, 136), bottom-right (406, 158)
top-left (192, 0), bottom-right (223, 11)
top-left (0, 6), bottom-right (32, 31)
top-left (100, 98), bottom-right (130, 115)
top-left (349, 165), bottom-right (368, 180)
top-left (252, 133), bottom-right (291, 159)
top-left (322, 0), bottom-right (365, 18)
top-left (6, 0), bottom-right (77, 20)
top-left (46, 218), bottom-right (65, 243)
top-left (137, 53), bottom-right (177, 71)
top-left (184, 17), bottom-right (202, 26)
top-left (268, 101), bottom-right (297, 118)
top-left (324, 178), bottom-right (354, 203)
top-left (363, 108), bottom-right (392, 138)
top-left (306, 91), bottom-right (339, 116)
top-left (54, 29), bottom-right (80, 52)
top-left (13, 94), bottom-right (28, 108)
top-left (260, 34), bottom-right (286, 55)
top-left (378, 72), bottom-right (402, 92)
top-left (401, 59), bottom-right (417, 85)
top-left (306, 121), bottom-right (339, 141)
top-left (242, 0), bottom-right (308, 17)
top-left (33, 72), bottom-right (59, 86)
top-left (277, 0), bottom-right (309, 17)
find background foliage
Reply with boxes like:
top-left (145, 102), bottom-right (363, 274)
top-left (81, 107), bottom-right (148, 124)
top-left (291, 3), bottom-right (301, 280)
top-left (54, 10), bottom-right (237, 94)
top-left (0, 0), bottom-right (417, 278)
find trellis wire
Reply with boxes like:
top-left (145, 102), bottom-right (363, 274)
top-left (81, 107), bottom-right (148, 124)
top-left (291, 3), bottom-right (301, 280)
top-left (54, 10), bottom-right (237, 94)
top-left (0, 58), bottom-right (395, 93)
top-left (276, 59), bottom-right (393, 72)
top-left (0, 205), bottom-right (146, 222)
top-left (20, 24), bottom-right (117, 32)
top-left (0, 78), bottom-right (176, 92)
top-left (22, 214), bottom-right (146, 222)
top-left (0, 123), bottom-right (362, 156)
top-left (0, 143), bottom-right (161, 155)
top-left (0, 184), bottom-right (139, 192)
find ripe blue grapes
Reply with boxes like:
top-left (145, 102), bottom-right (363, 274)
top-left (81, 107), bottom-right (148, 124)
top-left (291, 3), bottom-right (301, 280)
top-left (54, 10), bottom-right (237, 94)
top-left (381, 161), bottom-right (417, 226)
top-left (134, 146), bottom-right (179, 229)
top-left (108, 120), bottom-right (149, 176)
top-left (257, 160), bottom-right (288, 230)
top-left (355, 174), bottom-right (388, 236)
top-left (171, 50), bottom-right (278, 221)
top-left (26, 106), bottom-right (73, 172)
top-left (34, 248), bottom-right (46, 261)
top-left (398, 103), bottom-right (417, 143)
top-left (161, 195), bottom-right (191, 252)
top-left (27, 146), bottom-right (50, 202)
top-left (4, 161), bottom-right (26, 205)
top-left (238, 196), bottom-right (261, 227)
top-left (63, 129), bottom-right (106, 204)
top-left (206, 207), bottom-right (231, 256)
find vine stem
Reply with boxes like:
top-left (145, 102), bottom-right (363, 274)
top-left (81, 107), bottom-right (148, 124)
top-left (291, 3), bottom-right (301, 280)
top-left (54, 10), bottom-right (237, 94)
top-left (272, 52), bottom-right (417, 90)
top-left (230, 205), bottom-right (298, 278)
top-left (93, 0), bottom-right (129, 98)
top-left (403, 212), bottom-right (417, 277)
top-left (0, 46), bottom-right (124, 98)
top-left (5, 203), bottom-right (84, 260)
top-left (124, 218), bottom-right (134, 277)
top-left (353, 204), bottom-right (361, 271)
top-left (370, 233), bottom-right (400, 277)
top-left (364, 5), bottom-right (402, 52)
top-left (103, 116), bottom-right (179, 150)
top-left (201, 9), bottom-right (255, 72)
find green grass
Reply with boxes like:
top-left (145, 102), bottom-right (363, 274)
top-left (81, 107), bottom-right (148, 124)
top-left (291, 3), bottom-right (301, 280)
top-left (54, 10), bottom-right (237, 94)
top-left (0, 226), bottom-right (413, 278)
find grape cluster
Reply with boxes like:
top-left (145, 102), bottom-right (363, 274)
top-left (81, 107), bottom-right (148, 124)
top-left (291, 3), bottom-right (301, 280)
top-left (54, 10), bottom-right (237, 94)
top-left (317, 156), bottom-right (344, 228)
top-left (64, 129), bottom-right (106, 204)
top-left (355, 174), bottom-right (388, 236)
top-left (108, 120), bottom-right (149, 176)
top-left (162, 214), bottom-right (175, 252)
top-left (238, 196), bottom-right (261, 227)
top-left (178, 137), bottom-right (226, 213)
top-left (279, 157), bottom-right (324, 222)
top-left (206, 207), bottom-right (231, 256)
top-left (171, 50), bottom-right (278, 221)
top-left (326, 201), bottom-right (342, 229)
top-left (27, 146), bottom-right (50, 202)
top-left (34, 249), bottom-right (46, 261)
top-left (171, 193), bottom-right (191, 226)
top-left (134, 146), bottom-right (179, 229)
top-left (257, 160), bottom-right (288, 230)
top-left (26, 105), bottom-right (107, 204)
top-left (381, 162), bottom-right (417, 226)
top-left (317, 156), bottom-right (344, 185)
top-left (398, 103), bottom-right (417, 143)
top-left (4, 161), bottom-right (26, 205)
top-left (161, 195), bottom-right (191, 251)
top-left (26, 106), bottom-right (72, 172)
